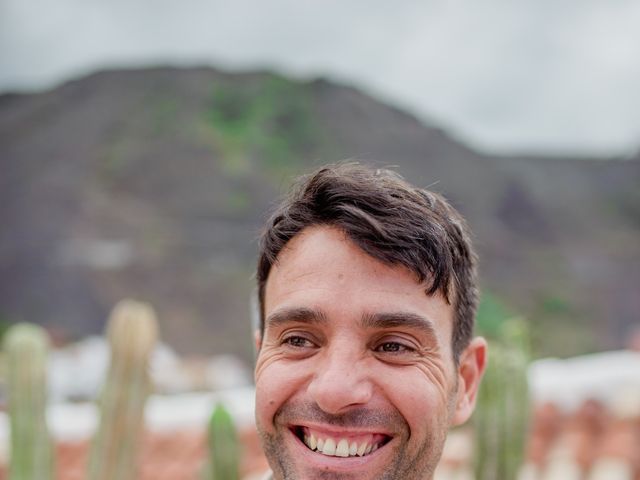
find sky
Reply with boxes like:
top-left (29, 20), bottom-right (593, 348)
top-left (1, 0), bottom-right (640, 156)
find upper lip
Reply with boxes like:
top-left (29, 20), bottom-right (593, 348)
top-left (290, 422), bottom-right (393, 437)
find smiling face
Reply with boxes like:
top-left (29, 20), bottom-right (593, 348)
top-left (255, 226), bottom-right (484, 480)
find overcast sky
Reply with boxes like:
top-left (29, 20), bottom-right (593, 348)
top-left (1, 0), bottom-right (640, 156)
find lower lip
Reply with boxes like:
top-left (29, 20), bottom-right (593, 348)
top-left (289, 429), bottom-right (390, 472)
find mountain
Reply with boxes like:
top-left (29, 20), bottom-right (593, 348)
top-left (1, 67), bottom-right (638, 360)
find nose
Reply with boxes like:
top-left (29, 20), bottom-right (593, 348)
top-left (306, 339), bottom-right (373, 415)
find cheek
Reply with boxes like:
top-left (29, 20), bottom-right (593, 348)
top-left (378, 368), bottom-right (446, 431)
top-left (255, 381), bottom-right (279, 430)
top-left (255, 360), bottom-right (308, 426)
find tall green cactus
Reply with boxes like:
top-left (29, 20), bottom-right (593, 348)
top-left (474, 317), bottom-right (530, 480)
top-left (3, 323), bottom-right (54, 480)
top-left (204, 403), bottom-right (241, 480)
top-left (87, 299), bottom-right (158, 480)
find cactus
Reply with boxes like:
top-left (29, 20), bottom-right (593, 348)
top-left (204, 403), bottom-right (241, 480)
top-left (474, 317), bottom-right (530, 480)
top-left (3, 322), bottom-right (54, 480)
top-left (87, 299), bottom-right (158, 480)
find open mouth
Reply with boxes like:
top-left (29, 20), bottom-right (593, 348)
top-left (292, 426), bottom-right (392, 458)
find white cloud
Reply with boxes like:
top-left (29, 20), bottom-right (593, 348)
top-left (1, 0), bottom-right (639, 155)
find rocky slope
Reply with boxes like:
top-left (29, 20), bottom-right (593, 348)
top-left (1, 67), bottom-right (638, 359)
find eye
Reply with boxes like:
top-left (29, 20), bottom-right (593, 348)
top-left (375, 341), bottom-right (415, 354)
top-left (282, 335), bottom-right (316, 349)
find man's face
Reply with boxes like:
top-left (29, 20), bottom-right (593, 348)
top-left (255, 226), bottom-right (476, 480)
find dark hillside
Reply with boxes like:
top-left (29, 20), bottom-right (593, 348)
top-left (1, 67), bottom-right (638, 359)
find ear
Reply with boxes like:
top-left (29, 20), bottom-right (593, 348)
top-left (452, 336), bottom-right (487, 426)
top-left (254, 329), bottom-right (262, 352)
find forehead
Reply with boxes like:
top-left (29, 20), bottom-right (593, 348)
top-left (264, 226), bottom-right (453, 341)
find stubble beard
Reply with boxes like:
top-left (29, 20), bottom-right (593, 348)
top-left (256, 400), bottom-right (452, 480)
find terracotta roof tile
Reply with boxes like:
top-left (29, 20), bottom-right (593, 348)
top-left (44, 426), bottom-right (268, 480)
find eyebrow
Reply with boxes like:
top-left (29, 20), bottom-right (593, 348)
top-left (265, 307), bottom-right (328, 329)
top-left (361, 311), bottom-right (438, 339)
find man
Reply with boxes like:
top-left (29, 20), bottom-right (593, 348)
top-left (254, 162), bottom-right (487, 480)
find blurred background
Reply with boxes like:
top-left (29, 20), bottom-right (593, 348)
top-left (1, 1), bottom-right (639, 479)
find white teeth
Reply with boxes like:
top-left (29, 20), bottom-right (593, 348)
top-left (349, 442), bottom-right (358, 456)
top-left (335, 439), bottom-right (350, 457)
top-left (356, 443), bottom-right (369, 457)
top-left (301, 431), bottom-right (383, 457)
top-left (322, 438), bottom-right (336, 455)
top-left (357, 442), bottom-right (368, 456)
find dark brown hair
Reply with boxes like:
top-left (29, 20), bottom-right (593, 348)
top-left (256, 162), bottom-right (478, 361)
